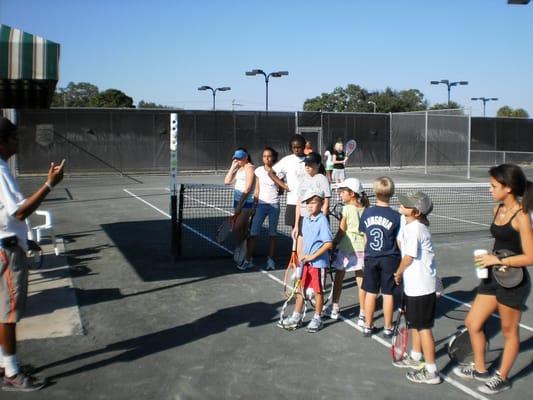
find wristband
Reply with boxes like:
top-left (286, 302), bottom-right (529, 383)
top-left (44, 182), bottom-right (53, 191)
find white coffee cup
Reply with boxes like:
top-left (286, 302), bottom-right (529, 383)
top-left (474, 249), bottom-right (489, 279)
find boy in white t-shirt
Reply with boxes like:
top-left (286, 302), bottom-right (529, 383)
top-left (393, 191), bottom-right (441, 385)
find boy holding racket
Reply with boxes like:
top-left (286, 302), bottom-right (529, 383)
top-left (278, 189), bottom-right (333, 332)
top-left (393, 191), bottom-right (441, 385)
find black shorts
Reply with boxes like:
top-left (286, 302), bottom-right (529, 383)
top-left (285, 204), bottom-right (296, 227)
top-left (405, 292), bottom-right (436, 330)
top-left (477, 267), bottom-right (531, 310)
top-left (362, 255), bottom-right (400, 295)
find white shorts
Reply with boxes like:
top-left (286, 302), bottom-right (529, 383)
top-left (332, 250), bottom-right (364, 272)
top-left (332, 169), bottom-right (345, 182)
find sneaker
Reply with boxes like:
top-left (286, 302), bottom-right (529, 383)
top-left (453, 364), bottom-right (490, 382)
top-left (478, 372), bottom-right (511, 394)
top-left (330, 305), bottom-right (340, 320)
top-left (236, 259), bottom-right (253, 271)
top-left (266, 257), bottom-right (276, 270)
top-left (383, 327), bottom-right (394, 339)
top-left (406, 368), bottom-right (442, 385)
top-left (357, 314), bottom-right (366, 328)
top-left (277, 315), bottom-right (303, 330)
top-left (393, 355), bottom-right (424, 369)
top-left (233, 241), bottom-right (246, 264)
top-left (363, 325), bottom-right (376, 337)
top-left (306, 316), bottom-right (323, 333)
top-left (2, 372), bottom-right (46, 392)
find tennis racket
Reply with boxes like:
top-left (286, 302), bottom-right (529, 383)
top-left (391, 294), bottom-right (408, 362)
top-left (27, 240), bottom-right (44, 270)
top-left (279, 239), bottom-right (307, 324)
top-left (215, 214), bottom-right (237, 243)
top-left (345, 139), bottom-right (357, 157)
top-left (447, 326), bottom-right (490, 365)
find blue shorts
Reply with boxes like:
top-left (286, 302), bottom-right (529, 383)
top-left (362, 255), bottom-right (401, 295)
top-left (250, 203), bottom-right (280, 236)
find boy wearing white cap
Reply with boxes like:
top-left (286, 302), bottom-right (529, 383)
top-left (278, 189), bottom-right (333, 333)
top-left (393, 191), bottom-right (441, 385)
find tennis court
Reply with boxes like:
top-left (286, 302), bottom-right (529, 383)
top-left (14, 171), bottom-right (532, 400)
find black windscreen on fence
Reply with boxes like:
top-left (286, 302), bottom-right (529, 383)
top-left (15, 109), bottom-right (533, 174)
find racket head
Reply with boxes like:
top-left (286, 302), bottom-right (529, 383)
top-left (391, 309), bottom-right (408, 362)
top-left (345, 139), bottom-right (357, 157)
top-left (215, 216), bottom-right (234, 243)
top-left (283, 239), bottom-right (299, 297)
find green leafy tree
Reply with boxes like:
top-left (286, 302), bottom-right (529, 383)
top-left (51, 82), bottom-right (99, 107)
top-left (430, 101), bottom-right (462, 110)
top-left (303, 84), bottom-right (427, 113)
top-left (90, 89), bottom-right (134, 108)
top-left (137, 100), bottom-right (171, 109)
top-left (497, 106), bottom-right (529, 118)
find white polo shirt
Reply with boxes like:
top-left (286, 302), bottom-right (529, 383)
top-left (0, 159), bottom-right (28, 250)
top-left (272, 154), bottom-right (306, 205)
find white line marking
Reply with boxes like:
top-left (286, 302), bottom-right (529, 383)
top-left (431, 213), bottom-right (490, 228)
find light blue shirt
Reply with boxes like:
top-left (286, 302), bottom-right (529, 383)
top-left (302, 212), bottom-right (333, 269)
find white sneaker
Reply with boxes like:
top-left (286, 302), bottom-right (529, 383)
top-left (237, 259), bottom-right (253, 271)
top-left (330, 305), bottom-right (340, 320)
top-left (266, 257), bottom-right (276, 270)
top-left (357, 314), bottom-right (365, 327)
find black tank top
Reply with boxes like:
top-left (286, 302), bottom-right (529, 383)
top-left (490, 204), bottom-right (522, 254)
top-left (333, 150), bottom-right (345, 169)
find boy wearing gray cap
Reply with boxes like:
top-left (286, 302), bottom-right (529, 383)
top-left (393, 191), bottom-right (441, 385)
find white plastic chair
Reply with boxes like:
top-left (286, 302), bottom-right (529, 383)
top-left (30, 210), bottom-right (58, 254)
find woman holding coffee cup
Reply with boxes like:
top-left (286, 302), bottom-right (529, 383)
top-left (453, 164), bottom-right (533, 394)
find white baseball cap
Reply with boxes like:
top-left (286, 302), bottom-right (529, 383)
top-left (338, 178), bottom-right (363, 195)
top-left (302, 188), bottom-right (325, 202)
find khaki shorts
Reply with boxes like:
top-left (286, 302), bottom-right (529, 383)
top-left (0, 245), bottom-right (29, 323)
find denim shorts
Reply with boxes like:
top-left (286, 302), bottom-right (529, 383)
top-left (250, 203), bottom-right (280, 236)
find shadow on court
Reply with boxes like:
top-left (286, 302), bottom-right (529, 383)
top-left (35, 301), bottom-right (281, 380)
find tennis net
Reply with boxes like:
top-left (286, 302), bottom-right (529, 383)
top-left (176, 182), bottom-right (492, 258)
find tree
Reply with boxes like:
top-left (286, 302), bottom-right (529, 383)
top-left (90, 89), bottom-right (134, 108)
top-left (137, 100), bottom-right (171, 109)
top-left (430, 101), bottom-right (462, 110)
top-left (497, 106), bottom-right (529, 118)
top-left (303, 84), bottom-right (428, 113)
top-left (51, 82), bottom-right (99, 107)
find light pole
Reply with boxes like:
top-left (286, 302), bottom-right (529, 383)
top-left (198, 86), bottom-right (231, 111)
top-left (471, 97), bottom-right (498, 117)
top-left (245, 69), bottom-right (288, 111)
top-left (430, 79), bottom-right (468, 106)
top-left (367, 101), bottom-right (377, 113)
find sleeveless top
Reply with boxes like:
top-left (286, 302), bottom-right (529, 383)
top-left (333, 150), bottom-right (345, 170)
top-left (234, 167), bottom-right (254, 205)
top-left (490, 204), bottom-right (522, 255)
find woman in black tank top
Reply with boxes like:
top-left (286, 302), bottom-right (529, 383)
top-left (454, 164), bottom-right (533, 394)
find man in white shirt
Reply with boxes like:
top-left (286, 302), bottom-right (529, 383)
top-left (0, 117), bottom-right (65, 391)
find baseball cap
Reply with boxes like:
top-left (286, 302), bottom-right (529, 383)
top-left (397, 191), bottom-right (433, 215)
top-left (302, 188), bottom-right (325, 202)
top-left (303, 152), bottom-right (321, 165)
top-left (232, 149), bottom-right (248, 160)
top-left (338, 178), bottom-right (363, 195)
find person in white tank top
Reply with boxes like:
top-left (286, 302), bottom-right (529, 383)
top-left (224, 148), bottom-right (255, 269)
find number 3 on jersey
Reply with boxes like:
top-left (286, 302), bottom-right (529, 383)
top-left (369, 228), bottom-right (384, 251)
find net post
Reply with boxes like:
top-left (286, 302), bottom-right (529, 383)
top-left (170, 112), bottom-right (179, 260)
top-left (177, 183), bottom-right (184, 257)
top-left (467, 109), bottom-right (471, 179)
top-left (424, 110), bottom-right (428, 175)
top-left (389, 112), bottom-right (392, 171)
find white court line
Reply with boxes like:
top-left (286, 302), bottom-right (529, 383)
top-left (429, 213), bottom-right (490, 228)
top-left (123, 189), bottom-right (233, 255)
top-left (123, 188), bottom-right (528, 400)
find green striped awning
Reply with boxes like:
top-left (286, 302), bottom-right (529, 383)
top-left (0, 24), bottom-right (60, 108)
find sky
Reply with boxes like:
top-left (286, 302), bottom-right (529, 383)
top-left (1, 0), bottom-right (532, 117)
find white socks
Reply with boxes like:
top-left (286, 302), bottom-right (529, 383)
top-left (410, 351), bottom-right (423, 361)
top-left (425, 363), bottom-right (438, 374)
top-left (3, 354), bottom-right (20, 377)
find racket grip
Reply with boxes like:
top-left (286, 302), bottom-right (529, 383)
top-left (295, 265), bottom-right (303, 279)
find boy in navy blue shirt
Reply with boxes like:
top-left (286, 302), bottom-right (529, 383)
top-left (359, 177), bottom-right (401, 337)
